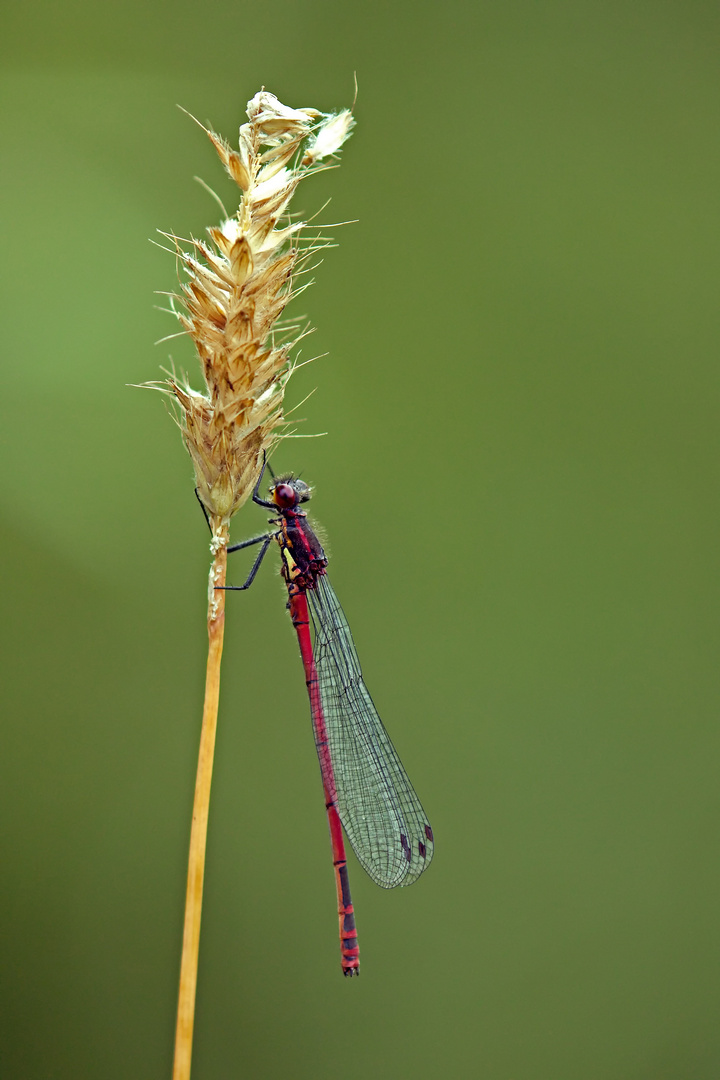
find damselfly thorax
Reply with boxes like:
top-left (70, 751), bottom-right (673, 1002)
top-left (269, 479), bottom-right (328, 591)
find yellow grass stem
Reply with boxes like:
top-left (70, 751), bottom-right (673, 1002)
top-left (172, 527), bottom-right (228, 1080)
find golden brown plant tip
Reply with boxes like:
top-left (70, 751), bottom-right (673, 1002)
top-left (155, 91), bottom-right (354, 529)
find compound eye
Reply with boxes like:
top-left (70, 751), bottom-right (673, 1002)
top-left (273, 483), bottom-right (296, 508)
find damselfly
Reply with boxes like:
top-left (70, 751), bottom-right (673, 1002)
top-left (218, 460), bottom-right (434, 975)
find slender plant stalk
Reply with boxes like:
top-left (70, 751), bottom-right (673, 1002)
top-left (172, 529), bottom-right (228, 1080)
top-left (147, 90), bottom-right (354, 1079)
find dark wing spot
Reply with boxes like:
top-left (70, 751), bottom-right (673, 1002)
top-left (400, 834), bottom-right (411, 862)
top-left (418, 841), bottom-right (426, 858)
top-left (424, 824), bottom-right (434, 842)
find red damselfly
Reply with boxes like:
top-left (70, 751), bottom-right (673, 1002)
top-left (218, 459), bottom-right (434, 976)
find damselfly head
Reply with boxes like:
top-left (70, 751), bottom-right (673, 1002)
top-left (271, 476), bottom-right (312, 509)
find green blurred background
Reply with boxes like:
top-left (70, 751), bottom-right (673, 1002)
top-left (1, 1), bottom-right (719, 1077)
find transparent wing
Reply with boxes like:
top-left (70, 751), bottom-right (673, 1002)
top-left (306, 574), bottom-right (434, 888)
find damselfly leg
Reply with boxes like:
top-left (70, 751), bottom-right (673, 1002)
top-left (220, 534), bottom-right (274, 592)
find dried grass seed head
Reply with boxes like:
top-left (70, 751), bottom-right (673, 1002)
top-left (160, 91), bottom-right (354, 528)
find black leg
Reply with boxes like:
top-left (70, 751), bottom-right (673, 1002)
top-left (195, 488), bottom-right (212, 534)
top-left (252, 452), bottom-right (278, 511)
top-left (227, 532), bottom-right (274, 555)
top-left (218, 537), bottom-right (272, 591)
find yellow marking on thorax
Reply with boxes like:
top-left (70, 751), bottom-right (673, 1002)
top-left (282, 546), bottom-right (301, 580)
